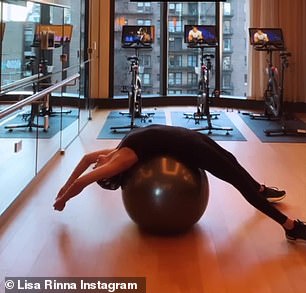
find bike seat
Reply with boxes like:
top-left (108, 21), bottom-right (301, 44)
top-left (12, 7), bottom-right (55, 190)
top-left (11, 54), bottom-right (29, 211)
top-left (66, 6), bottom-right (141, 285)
top-left (127, 56), bottom-right (139, 63)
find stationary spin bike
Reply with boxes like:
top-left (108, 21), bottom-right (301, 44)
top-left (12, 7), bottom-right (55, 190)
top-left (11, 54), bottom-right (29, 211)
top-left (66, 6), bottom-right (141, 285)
top-left (111, 25), bottom-right (155, 133)
top-left (183, 25), bottom-right (232, 135)
top-left (184, 49), bottom-right (220, 123)
top-left (184, 44), bottom-right (232, 134)
top-left (194, 47), bottom-right (232, 135)
top-left (263, 49), bottom-right (306, 136)
top-left (248, 37), bottom-right (287, 120)
top-left (4, 55), bottom-right (48, 132)
top-left (248, 28), bottom-right (306, 136)
top-left (126, 54), bottom-right (142, 118)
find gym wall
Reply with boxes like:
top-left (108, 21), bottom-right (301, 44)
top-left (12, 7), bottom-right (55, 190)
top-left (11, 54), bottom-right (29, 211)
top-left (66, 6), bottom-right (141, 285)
top-left (88, 0), bottom-right (111, 99)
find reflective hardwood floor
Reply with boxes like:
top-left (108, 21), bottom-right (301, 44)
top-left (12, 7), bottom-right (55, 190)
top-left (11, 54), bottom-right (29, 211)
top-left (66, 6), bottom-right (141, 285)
top-left (1, 107), bottom-right (306, 293)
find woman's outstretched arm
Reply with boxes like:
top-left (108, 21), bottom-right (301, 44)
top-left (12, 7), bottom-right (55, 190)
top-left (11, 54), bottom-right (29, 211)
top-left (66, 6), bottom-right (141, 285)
top-left (54, 147), bottom-right (138, 211)
top-left (56, 148), bottom-right (116, 200)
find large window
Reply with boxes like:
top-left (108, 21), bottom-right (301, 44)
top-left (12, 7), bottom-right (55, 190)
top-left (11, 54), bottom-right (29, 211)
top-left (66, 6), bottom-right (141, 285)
top-left (169, 20), bottom-right (183, 32)
top-left (187, 72), bottom-right (198, 86)
top-left (137, 2), bottom-right (152, 13)
top-left (169, 55), bottom-right (182, 67)
top-left (221, 0), bottom-right (249, 97)
top-left (113, 1), bottom-right (160, 96)
top-left (137, 19), bottom-right (152, 26)
top-left (168, 72), bottom-right (182, 86)
top-left (113, 0), bottom-right (249, 98)
top-left (188, 55), bottom-right (198, 67)
top-left (168, 2), bottom-right (216, 95)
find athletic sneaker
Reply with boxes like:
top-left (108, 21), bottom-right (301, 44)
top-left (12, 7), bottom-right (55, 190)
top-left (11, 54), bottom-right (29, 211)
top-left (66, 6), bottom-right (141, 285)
top-left (261, 186), bottom-right (286, 202)
top-left (285, 220), bottom-right (306, 242)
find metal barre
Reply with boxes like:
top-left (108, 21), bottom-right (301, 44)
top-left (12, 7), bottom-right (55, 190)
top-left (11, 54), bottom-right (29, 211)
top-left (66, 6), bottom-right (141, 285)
top-left (48, 59), bottom-right (93, 76)
top-left (0, 59), bottom-right (92, 95)
top-left (0, 74), bottom-right (43, 94)
top-left (0, 73), bottom-right (80, 120)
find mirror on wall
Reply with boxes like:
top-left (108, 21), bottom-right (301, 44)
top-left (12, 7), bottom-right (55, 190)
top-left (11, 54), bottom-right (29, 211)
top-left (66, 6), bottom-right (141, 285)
top-left (0, 0), bottom-right (90, 215)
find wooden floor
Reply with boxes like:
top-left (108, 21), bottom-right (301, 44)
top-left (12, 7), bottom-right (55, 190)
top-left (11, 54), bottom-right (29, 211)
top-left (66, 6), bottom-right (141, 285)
top-left (1, 107), bottom-right (306, 293)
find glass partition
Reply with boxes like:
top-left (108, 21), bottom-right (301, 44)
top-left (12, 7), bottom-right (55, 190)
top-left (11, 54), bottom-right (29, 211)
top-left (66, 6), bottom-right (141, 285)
top-left (0, 0), bottom-right (89, 215)
top-left (1, 1), bottom-right (38, 87)
top-left (0, 124), bottom-right (37, 215)
top-left (78, 0), bottom-right (90, 131)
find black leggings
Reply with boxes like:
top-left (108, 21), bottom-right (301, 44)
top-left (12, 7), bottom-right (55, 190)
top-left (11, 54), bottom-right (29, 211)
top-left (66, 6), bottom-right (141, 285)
top-left (195, 134), bottom-right (288, 225)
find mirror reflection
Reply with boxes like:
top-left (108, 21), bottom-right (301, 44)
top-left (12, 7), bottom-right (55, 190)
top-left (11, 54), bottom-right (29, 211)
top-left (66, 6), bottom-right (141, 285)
top-left (0, 0), bottom-right (90, 214)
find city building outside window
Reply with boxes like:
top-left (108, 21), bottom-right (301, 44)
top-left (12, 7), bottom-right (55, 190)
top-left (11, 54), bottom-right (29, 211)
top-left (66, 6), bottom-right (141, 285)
top-left (188, 3), bottom-right (198, 16)
top-left (221, 0), bottom-right (249, 96)
top-left (167, 2), bottom-right (216, 95)
top-left (187, 72), bottom-right (198, 86)
top-left (168, 90), bottom-right (182, 94)
top-left (137, 2), bottom-right (151, 13)
top-left (140, 73), bottom-right (151, 86)
top-left (223, 74), bottom-right (232, 88)
top-left (169, 72), bottom-right (182, 85)
top-left (113, 1), bottom-right (160, 96)
top-left (187, 55), bottom-right (198, 67)
top-left (169, 3), bottom-right (182, 14)
top-left (224, 2), bottom-right (232, 15)
top-left (169, 55), bottom-right (182, 67)
top-left (137, 19), bottom-right (152, 26)
top-left (223, 20), bottom-right (232, 34)
top-left (223, 56), bottom-right (232, 70)
top-left (113, 0), bottom-right (249, 98)
top-left (223, 39), bottom-right (232, 52)
top-left (139, 55), bottom-right (151, 67)
top-left (169, 20), bottom-right (182, 33)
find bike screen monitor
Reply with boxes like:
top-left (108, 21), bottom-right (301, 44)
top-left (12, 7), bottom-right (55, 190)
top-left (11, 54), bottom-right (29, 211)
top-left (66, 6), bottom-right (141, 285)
top-left (249, 28), bottom-right (284, 47)
top-left (33, 24), bottom-right (73, 48)
top-left (184, 25), bottom-right (218, 46)
top-left (121, 25), bottom-right (155, 46)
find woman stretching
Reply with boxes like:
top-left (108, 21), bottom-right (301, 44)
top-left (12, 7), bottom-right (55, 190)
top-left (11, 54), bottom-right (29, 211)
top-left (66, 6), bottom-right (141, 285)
top-left (54, 124), bottom-right (306, 243)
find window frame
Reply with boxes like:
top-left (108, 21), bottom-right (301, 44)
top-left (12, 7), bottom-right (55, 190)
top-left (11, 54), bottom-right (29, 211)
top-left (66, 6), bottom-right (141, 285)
top-left (111, 1), bottom-right (248, 98)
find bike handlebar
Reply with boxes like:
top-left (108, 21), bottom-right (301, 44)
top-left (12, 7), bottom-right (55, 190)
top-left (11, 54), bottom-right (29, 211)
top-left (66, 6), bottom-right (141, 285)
top-left (127, 56), bottom-right (139, 62)
top-left (203, 54), bottom-right (215, 59)
top-left (253, 43), bottom-right (285, 51)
